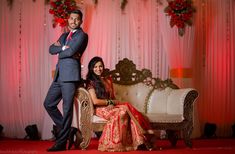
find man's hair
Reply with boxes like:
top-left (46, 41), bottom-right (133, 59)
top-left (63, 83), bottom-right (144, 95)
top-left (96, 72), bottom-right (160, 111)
top-left (70, 10), bottom-right (83, 20)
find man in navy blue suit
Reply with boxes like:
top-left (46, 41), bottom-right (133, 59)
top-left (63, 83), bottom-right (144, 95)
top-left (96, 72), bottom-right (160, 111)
top-left (44, 10), bottom-right (88, 152)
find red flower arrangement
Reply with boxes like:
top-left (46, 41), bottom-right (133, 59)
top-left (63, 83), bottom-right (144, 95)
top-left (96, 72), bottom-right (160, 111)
top-left (164, 0), bottom-right (196, 36)
top-left (49, 0), bottom-right (78, 28)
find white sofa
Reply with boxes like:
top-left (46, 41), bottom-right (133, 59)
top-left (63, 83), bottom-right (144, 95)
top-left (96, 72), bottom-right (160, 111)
top-left (74, 58), bottom-right (198, 149)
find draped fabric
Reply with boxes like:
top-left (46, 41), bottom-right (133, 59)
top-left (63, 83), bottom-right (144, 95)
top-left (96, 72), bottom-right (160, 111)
top-left (193, 0), bottom-right (235, 137)
top-left (81, 0), bottom-right (169, 79)
top-left (0, 0), bottom-right (234, 139)
top-left (0, 0), bottom-right (60, 138)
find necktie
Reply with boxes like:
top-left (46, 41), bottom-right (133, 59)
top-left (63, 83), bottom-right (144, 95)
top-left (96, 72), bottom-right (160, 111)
top-left (65, 31), bottom-right (73, 45)
top-left (66, 31), bottom-right (73, 41)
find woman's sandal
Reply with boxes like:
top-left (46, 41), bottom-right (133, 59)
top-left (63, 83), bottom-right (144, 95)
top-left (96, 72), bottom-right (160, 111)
top-left (145, 142), bottom-right (154, 151)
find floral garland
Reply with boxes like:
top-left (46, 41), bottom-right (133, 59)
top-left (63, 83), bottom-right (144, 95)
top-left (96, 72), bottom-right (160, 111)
top-left (92, 0), bottom-right (128, 10)
top-left (49, 0), bottom-right (78, 28)
top-left (164, 0), bottom-right (196, 36)
top-left (7, 0), bottom-right (43, 9)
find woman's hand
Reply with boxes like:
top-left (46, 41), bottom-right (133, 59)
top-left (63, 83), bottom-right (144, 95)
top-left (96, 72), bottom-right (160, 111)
top-left (106, 104), bottom-right (115, 111)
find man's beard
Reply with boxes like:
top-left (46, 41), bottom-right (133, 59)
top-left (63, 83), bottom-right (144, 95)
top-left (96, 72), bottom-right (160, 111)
top-left (68, 24), bottom-right (79, 30)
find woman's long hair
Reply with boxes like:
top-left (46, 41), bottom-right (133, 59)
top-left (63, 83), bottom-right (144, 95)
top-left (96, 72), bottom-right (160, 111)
top-left (86, 56), bottom-right (107, 99)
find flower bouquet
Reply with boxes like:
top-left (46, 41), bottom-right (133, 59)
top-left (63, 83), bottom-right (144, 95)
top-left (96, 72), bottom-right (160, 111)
top-left (49, 0), bottom-right (78, 28)
top-left (164, 0), bottom-right (196, 36)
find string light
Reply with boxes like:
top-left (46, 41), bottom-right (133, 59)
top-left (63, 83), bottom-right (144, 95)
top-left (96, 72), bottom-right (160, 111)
top-left (18, 0), bottom-right (22, 98)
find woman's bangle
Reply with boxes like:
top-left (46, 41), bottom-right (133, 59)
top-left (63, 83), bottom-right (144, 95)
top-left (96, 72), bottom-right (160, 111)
top-left (106, 99), bottom-right (115, 106)
top-left (109, 100), bottom-right (115, 105)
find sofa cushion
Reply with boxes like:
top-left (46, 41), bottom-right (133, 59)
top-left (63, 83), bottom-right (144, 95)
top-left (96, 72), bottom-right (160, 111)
top-left (113, 83), bottom-right (152, 113)
top-left (146, 113), bottom-right (184, 123)
top-left (93, 113), bottom-right (184, 124)
top-left (92, 115), bottom-right (107, 123)
top-left (147, 87), bottom-right (172, 114)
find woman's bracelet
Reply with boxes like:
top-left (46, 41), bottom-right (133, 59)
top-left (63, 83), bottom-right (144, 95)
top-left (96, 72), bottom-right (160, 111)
top-left (106, 99), bottom-right (115, 106)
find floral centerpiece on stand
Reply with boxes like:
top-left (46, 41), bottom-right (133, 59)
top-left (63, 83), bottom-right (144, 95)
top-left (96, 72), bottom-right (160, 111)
top-left (164, 0), bottom-right (196, 36)
top-left (49, 0), bottom-right (78, 28)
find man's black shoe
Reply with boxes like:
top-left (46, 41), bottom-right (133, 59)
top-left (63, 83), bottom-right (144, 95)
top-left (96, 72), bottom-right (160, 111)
top-left (68, 127), bottom-right (78, 150)
top-left (47, 144), bottom-right (66, 152)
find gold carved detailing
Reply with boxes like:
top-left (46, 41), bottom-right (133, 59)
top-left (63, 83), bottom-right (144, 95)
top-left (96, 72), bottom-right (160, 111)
top-left (144, 89), bottom-right (153, 114)
top-left (103, 58), bottom-right (179, 89)
top-left (153, 78), bottom-right (179, 89)
top-left (104, 58), bottom-right (146, 85)
top-left (74, 88), bottom-right (93, 150)
top-left (92, 123), bottom-right (106, 132)
top-left (103, 58), bottom-right (152, 85)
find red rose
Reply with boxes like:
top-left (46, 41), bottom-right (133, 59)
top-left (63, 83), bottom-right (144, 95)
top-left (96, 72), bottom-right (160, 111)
top-left (49, 9), bottom-right (55, 14)
top-left (50, 1), bottom-right (56, 7)
top-left (49, 0), bottom-right (80, 28)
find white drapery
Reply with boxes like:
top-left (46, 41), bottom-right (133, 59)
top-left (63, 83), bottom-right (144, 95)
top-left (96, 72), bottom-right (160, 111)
top-left (0, 0), bottom-right (61, 138)
top-left (0, 0), bottom-right (234, 139)
top-left (81, 0), bottom-right (169, 78)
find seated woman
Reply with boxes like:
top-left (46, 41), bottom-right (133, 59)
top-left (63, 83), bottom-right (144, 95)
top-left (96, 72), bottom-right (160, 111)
top-left (85, 56), bottom-right (154, 152)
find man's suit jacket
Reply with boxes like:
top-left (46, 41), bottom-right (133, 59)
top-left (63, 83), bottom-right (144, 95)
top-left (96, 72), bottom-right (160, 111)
top-left (49, 28), bottom-right (88, 82)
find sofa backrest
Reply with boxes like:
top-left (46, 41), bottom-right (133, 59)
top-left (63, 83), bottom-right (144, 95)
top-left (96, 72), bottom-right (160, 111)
top-left (147, 87), bottom-right (173, 114)
top-left (103, 58), bottom-right (179, 114)
top-left (147, 87), bottom-right (195, 116)
top-left (113, 83), bottom-right (153, 113)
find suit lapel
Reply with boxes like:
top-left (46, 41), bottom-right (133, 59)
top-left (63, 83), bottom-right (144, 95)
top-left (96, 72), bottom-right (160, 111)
top-left (62, 32), bottom-right (69, 45)
top-left (62, 28), bottom-right (82, 45)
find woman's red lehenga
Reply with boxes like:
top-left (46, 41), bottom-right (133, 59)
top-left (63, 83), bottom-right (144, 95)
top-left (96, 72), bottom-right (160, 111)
top-left (96, 103), bottom-right (153, 152)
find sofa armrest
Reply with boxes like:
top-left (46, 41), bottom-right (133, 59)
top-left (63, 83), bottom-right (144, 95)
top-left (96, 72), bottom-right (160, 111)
top-left (167, 88), bottom-right (197, 115)
top-left (182, 89), bottom-right (198, 121)
top-left (149, 88), bottom-right (198, 148)
top-left (74, 87), bottom-right (94, 149)
top-left (167, 89), bottom-right (198, 118)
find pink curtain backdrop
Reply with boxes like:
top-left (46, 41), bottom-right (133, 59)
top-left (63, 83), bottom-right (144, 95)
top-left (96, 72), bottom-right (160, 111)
top-left (0, 0), bottom-right (234, 139)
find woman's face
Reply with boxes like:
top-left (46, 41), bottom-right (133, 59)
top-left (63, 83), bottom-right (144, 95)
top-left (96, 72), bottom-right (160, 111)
top-left (93, 61), bottom-right (104, 76)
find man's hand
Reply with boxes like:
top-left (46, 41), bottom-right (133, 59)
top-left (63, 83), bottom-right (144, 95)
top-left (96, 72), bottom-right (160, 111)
top-left (62, 45), bottom-right (69, 50)
top-left (54, 41), bottom-right (61, 46)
